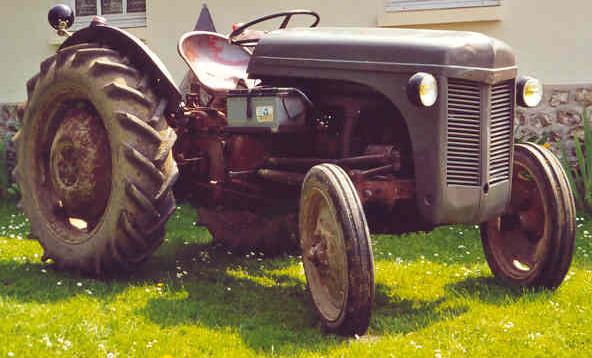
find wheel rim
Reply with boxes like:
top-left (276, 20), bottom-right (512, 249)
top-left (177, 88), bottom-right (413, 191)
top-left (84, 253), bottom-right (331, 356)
top-left (486, 160), bottom-right (548, 279)
top-left (33, 99), bottom-right (112, 243)
top-left (301, 187), bottom-right (348, 322)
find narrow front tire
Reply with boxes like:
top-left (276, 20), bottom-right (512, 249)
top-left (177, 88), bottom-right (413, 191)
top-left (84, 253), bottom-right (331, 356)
top-left (299, 164), bottom-right (374, 336)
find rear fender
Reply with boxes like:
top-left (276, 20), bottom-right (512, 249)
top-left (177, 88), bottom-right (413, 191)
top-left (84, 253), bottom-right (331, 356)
top-left (60, 25), bottom-right (182, 113)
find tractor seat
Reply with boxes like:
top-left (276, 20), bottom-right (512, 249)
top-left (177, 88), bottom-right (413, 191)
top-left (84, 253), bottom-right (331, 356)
top-left (178, 31), bottom-right (258, 98)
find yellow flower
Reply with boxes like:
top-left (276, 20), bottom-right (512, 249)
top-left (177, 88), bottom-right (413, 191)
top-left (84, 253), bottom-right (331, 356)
top-left (542, 142), bottom-right (552, 149)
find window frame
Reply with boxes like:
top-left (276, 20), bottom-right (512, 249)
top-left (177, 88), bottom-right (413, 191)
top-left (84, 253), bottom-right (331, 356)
top-left (67, 0), bottom-right (147, 29)
top-left (379, 0), bottom-right (502, 26)
top-left (386, 0), bottom-right (500, 12)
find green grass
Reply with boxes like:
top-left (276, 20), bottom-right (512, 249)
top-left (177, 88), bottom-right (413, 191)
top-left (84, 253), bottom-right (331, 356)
top-left (1, 202), bottom-right (591, 357)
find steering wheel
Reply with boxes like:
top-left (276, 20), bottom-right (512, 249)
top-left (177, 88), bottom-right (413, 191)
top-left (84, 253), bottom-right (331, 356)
top-left (229, 10), bottom-right (320, 46)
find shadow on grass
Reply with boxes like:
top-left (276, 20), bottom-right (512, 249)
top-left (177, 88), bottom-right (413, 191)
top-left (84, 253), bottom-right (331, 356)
top-left (0, 233), bottom-right (502, 355)
top-left (444, 276), bottom-right (557, 306)
top-left (138, 264), bottom-right (330, 353)
top-left (136, 277), bottom-right (469, 354)
top-left (131, 240), bottom-right (471, 354)
top-left (371, 284), bottom-right (469, 334)
top-left (0, 260), bottom-right (128, 303)
top-left (0, 198), bottom-right (577, 354)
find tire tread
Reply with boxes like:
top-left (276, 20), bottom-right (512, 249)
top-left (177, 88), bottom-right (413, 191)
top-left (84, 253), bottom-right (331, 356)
top-left (16, 44), bottom-right (178, 275)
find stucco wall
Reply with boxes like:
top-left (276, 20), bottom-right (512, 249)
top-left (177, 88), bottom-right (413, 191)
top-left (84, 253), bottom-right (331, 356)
top-left (400, 0), bottom-right (592, 85)
top-left (0, 0), bottom-right (55, 104)
top-left (0, 1), bottom-right (590, 103)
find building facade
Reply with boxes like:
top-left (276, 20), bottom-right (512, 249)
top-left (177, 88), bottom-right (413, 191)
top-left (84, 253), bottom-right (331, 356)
top-left (0, 0), bottom-right (590, 147)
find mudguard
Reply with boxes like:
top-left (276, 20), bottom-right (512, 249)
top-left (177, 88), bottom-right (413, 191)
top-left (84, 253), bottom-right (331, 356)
top-left (60, 25), bottom-right (182, 112)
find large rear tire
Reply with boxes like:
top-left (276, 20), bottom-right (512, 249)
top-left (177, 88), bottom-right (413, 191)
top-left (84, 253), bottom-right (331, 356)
top-left (13, 43), bottom-right (179, 275)
top-left (481, 143), bottom-right (576, 289)
top-left (299, 164), bottom-right (374, 336)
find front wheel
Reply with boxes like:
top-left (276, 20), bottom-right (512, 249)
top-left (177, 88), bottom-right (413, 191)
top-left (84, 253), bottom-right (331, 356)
top-left (14, 43), bottom-right (179, 275)
top-left (299, 164), bottom-right (374, 336)
top-left (481, 143), bottom-right (576, 289)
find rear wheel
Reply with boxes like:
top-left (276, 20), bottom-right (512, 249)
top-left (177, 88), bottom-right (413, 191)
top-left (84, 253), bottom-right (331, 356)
top-left (299, 164), bottom-right (374, 336)
top-left (481, 143), bottom-right (576, 289)
top-left (14, 43), bottom-right (178, 274)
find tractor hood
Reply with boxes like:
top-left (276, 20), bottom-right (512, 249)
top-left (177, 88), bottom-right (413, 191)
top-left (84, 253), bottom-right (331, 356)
top-left (248, 27), bottom-right (516, 77)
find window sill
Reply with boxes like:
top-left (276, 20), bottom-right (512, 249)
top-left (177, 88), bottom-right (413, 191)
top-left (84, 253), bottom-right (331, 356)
top-left (72, 16), bottom-right (147, 31)
top-left (378, 5), bottom-right (502, 27)
top-left (48, 26), bottom-right (148, 45)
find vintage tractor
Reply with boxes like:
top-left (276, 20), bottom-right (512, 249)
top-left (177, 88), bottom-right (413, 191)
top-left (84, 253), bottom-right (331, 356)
top-left (14, 4), bottom-right (576, 336)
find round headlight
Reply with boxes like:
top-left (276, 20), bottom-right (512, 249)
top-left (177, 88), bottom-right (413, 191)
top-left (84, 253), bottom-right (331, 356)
top-left (517, 76), bottom-right (543, 108)
top-left (408, 73), bottom-right (438, 107)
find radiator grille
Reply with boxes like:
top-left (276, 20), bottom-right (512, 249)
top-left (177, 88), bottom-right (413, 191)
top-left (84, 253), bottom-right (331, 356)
top-left (446, 79), bottom-right (482, 186)
top-left (489, 81), bottom-right (514, 185)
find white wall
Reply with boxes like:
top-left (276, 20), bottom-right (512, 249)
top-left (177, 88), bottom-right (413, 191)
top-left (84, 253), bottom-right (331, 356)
top-left (0, 0), bottom-right (56, 103)
top-left (0, 0), bottom-right (590, 103)
top-left (402, 0), bottom-right (592, 85)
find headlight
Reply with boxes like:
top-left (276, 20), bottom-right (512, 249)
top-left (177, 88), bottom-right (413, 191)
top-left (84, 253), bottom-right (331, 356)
top-left (407, 73), bottom-right (438, 107)
top-left (517, 76), bottom-right (543, 108)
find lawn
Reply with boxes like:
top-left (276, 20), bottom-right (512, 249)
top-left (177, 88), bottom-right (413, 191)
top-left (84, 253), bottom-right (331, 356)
top-left (0, 202), bottom-right (591, 357)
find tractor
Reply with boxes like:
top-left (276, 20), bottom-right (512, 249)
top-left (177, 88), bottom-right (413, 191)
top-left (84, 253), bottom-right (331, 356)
top-left (14, 4), bottom-right (576, 336)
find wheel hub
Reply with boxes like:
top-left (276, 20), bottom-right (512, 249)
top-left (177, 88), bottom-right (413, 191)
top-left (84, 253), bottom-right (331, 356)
top-left (307, 234), bottom-right (329, 268)
top-left (49, 104), bottom-right (111, 222)
top-left (301, 192), bottom-right (348, 322)
top-left (486, 161), bottom-right (546, 277)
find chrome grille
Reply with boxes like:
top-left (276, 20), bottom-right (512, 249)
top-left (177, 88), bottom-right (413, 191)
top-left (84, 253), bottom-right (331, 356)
top-left (489, 80), bottom-right (514, 185)
top-left (446, 79), bottom-right (481, 186)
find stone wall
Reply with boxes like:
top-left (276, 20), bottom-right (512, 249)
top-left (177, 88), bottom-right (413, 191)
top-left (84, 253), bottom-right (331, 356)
top-left (0, 103), bottom-right (22, 184)
top-left (0, 103), bottom-right (21, 139)
top-left (516, 84), bottom-right (592, 163)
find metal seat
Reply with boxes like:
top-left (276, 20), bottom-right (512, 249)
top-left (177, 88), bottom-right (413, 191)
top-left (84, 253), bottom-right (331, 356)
top-left (178, 31), bottom-right (257, 102)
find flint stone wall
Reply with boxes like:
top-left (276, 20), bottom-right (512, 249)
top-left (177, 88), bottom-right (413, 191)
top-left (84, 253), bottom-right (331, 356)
top-left (516, 84), bottom-right (592, 163)
top-left (0, 103), bottom-right (22, 183)
top-left (0, 103), bottom-right (20, 140)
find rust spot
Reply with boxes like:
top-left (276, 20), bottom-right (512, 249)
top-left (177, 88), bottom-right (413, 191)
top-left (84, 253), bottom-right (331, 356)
top-left (49, 102), bottom-right (111, 221)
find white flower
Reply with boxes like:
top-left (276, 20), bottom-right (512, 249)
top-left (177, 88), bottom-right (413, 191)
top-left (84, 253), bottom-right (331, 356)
top-left (42, 334), bottom-right (53, 347)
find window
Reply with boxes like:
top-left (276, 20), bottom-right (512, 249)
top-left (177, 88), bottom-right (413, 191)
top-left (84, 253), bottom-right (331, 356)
top-left (69, 0), bottom-right (146, 28)
top-left (386, 0), bottom-right (500, 12)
